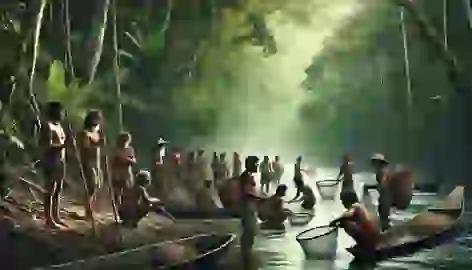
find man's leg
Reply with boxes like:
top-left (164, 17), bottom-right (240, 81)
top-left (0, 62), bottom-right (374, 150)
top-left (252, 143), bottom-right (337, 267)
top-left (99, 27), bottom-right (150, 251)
top-left (341, 220), bottom-right (375, 251)
top-left (51, 177), bottom-right (66, 226)
top-left (240, 230), bottom-right (255, 270)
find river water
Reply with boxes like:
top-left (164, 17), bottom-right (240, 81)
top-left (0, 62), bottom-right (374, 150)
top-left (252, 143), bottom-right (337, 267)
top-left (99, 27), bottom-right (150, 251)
top-left (253, 168), bottom-right (471, 270)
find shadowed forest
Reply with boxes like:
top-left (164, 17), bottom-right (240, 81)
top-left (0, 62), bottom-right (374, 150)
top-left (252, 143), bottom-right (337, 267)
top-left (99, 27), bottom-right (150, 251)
top-left (1, 0), bottom-right (472, 182)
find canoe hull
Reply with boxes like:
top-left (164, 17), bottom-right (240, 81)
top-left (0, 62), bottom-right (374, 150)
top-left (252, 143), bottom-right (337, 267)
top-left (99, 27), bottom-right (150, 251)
top-left (35, 234), bottom-right (236, 270)
top-left (348, 186), bottom-right (465, 263)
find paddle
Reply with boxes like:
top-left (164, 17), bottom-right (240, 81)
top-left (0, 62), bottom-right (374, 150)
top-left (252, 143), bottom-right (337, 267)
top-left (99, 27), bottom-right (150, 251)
top-left (155, 206), bottom-right (177, 223)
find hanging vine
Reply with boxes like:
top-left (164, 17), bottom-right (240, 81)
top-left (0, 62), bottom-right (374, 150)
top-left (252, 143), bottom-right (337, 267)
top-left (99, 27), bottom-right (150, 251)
top-left (62, 0), bottom-right (75, 79)
top-left (28, 0), bottom-right (47, 133)
top-left (87, 0), bottom-right (110, 85)
top-left (111, 0), bottom-right (123, 130)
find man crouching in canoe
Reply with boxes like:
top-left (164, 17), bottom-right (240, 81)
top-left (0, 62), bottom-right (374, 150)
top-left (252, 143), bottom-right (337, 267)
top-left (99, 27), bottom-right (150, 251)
top-left (329, 191), bottom-right (379, 252)
top-left (119, 170), bottom-right (175, 227)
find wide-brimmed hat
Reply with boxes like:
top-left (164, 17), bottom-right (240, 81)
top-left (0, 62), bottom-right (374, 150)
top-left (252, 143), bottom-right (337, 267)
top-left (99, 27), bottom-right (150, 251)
top-left (371, 153), bottom-right (389, 164)
top-left (156, 137), bottom-right (168, 145)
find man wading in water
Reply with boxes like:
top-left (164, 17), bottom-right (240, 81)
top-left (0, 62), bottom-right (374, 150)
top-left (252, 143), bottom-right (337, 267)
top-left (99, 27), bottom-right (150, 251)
top-left (77, 110), bottom-right (104, 220)
top-left (271, 156), bottom-right (284, 187)
top-left (259, 156), bottom-right (272, 194)
top-left (40, 102), bottom-right (67, 228)
top-left (371, 153), bottom-right (391, 231)
top-left (289, 156), bottom-right (306, 202)
top-left (239, 156), bottom-right (262, 270)
top-left (337, 153), bottom-right (357, 204)
top-left (232, 152), bottom-right (242, 177)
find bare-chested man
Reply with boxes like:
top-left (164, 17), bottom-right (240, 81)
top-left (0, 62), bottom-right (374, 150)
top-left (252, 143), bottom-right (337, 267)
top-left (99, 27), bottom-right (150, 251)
top-left (40, 102), bottom-right (67, 228)
top-left (215, 152), bottom-right (229, 185)
top-left (111, 132), bottom-right (136, 208)
top-left (211, 152), bottom-right (218, 182)
top-left (371, 153), bottom-right (391, 231)
top-left (77, 110), bottom-right (103, 220)
top-left (338, 153), bottom-right (357, 204)
top-left (260, 156), bottom-right (272, 194)
top-left (232, 152), bottom-right (242, 177)
top-left (195, 149), bottom-right (208, 186)
top-left (271, 156), bottom-right (284, 187)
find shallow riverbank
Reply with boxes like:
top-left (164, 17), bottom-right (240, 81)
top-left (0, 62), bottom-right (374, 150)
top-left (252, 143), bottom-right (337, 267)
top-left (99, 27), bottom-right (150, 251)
top-left (0, 189), bottom-right (262, 270)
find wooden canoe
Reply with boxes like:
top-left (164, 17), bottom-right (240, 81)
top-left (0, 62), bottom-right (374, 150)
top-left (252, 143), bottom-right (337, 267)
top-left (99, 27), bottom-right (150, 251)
top-left (34, 234), bottom-right (236, 270)
top-left (347, 186), bottom-right (465, 262)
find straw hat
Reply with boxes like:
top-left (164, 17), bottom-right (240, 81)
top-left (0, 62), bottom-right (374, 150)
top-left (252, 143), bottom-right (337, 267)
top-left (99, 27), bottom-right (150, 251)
top-left (371, 153), bottom-right (389, 164)
top-left (156, 137), bottom-right (168, 145)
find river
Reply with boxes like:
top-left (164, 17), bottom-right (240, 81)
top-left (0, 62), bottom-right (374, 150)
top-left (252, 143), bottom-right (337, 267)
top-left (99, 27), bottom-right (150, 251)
top-left (253, 168), bottom-right (471, 270)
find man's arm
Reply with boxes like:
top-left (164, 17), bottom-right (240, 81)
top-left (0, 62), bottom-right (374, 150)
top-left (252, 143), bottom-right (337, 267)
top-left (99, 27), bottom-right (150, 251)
top-left (42, 126), bottom-right (65, 150)
top-left (127, 147), bottom-right (136, 164)
top-left (330, 208), bottom-right (355, 226)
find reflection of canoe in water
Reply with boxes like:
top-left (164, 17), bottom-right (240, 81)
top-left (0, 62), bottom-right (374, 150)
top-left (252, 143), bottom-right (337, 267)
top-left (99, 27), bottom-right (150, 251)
top-left (347, 186), bottom-right (465, 262)
top-left (296, 225), bottom-right (338, 258)
top-left (288, 210), bottom-right (315, 226)
top-left (316, 179), bottom-right (340, 200)
top-left (35, 234), bottom-right (236, 270)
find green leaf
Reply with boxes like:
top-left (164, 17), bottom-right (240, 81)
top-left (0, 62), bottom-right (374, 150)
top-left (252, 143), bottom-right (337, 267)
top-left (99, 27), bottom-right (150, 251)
top-left (46, 60), bottom-right (67, 101)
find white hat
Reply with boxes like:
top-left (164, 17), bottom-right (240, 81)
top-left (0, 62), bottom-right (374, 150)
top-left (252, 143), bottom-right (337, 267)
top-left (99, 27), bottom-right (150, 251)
top-left (156, 137), bottom-right (168, 145)
top-left (371, 153), bottom-right (389, 163)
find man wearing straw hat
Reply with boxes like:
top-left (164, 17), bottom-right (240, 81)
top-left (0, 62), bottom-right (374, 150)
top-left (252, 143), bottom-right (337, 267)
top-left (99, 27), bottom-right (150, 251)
top-left (371, 153), bottom-right (391, 231)
top-left (151, 137), bottom-right (168, 197)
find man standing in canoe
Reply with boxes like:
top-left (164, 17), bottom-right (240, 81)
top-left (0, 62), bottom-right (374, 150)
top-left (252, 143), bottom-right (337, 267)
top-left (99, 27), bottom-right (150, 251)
top-left (371, 153), bottom-right (392, 231)
top-left (239, 155), bottom-right (262, 270)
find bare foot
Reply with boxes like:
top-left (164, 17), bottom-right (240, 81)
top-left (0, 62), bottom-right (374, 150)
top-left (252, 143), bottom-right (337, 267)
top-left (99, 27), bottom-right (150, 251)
top-left (45, 219), bottom-right (61, 229)
top-left (54, 218), bottom-right (69, 228)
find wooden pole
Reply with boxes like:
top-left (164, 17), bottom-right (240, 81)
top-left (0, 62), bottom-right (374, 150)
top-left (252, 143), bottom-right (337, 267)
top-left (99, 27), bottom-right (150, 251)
top-left (102, 134), bottom-right (123, 244)
top-left (399, 7), bottom-right (413, 127)
top-left (443, 0), bottom-right (449, 50)
top-left (111, 0), bottom-right (123, 130)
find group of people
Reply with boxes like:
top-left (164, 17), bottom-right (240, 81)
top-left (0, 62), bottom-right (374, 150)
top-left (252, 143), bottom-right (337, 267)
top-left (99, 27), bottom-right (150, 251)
top-left (36, 101), bottom-right (318, 230)
top-left (331, 153), bottom-right (414, 253)
top-left (3, 99), bottom-right (414, 269)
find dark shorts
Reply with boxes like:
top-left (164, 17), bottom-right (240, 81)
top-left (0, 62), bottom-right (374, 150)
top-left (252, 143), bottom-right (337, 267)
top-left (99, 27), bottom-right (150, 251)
top-left (301, 200), bottom-right (315, 209)
top-left (42, 158), bottom-right (66, 191)
top-left (112, 172), bottom-right (133, 191)
top-left (261, 173), bottom-right (271, 184)
top-left (294, 178), bottom-right (304, 189)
